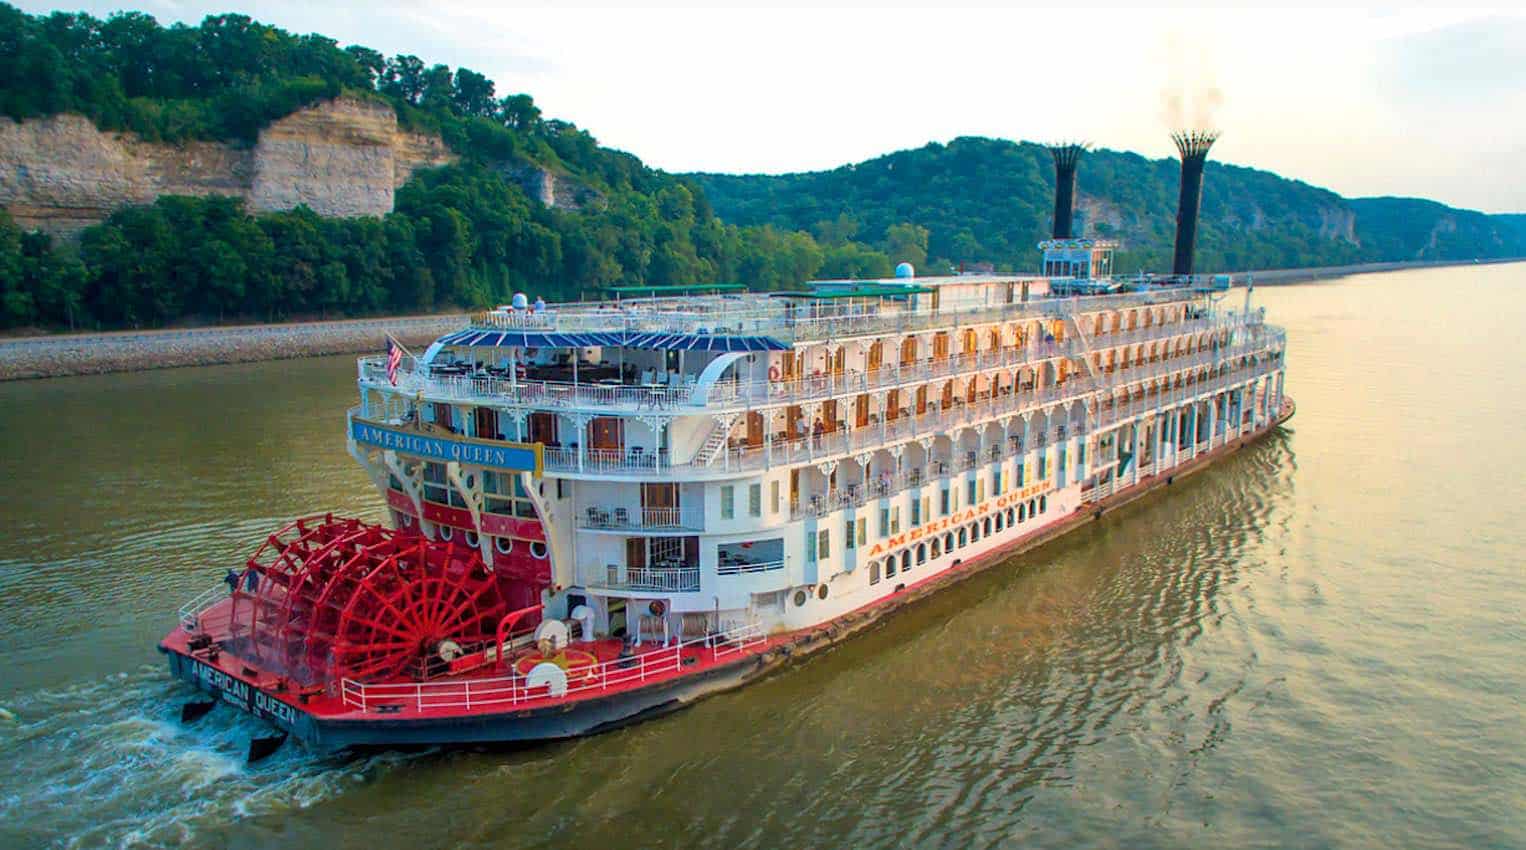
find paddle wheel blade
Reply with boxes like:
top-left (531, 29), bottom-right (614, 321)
top-left (226, 516), bottom-right (512, 686)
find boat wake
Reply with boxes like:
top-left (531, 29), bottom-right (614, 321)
top-left (0, 666), bottom-right (418, 849)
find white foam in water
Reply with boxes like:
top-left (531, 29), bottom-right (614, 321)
top-left (0, 666), bottom-right (418, 849)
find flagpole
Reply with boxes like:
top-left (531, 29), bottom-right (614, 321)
top-left (386, 333), bottom-right (420, 368)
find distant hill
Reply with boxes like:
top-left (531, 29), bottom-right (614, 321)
top-left (688, 137), bottom-right (1526, 274)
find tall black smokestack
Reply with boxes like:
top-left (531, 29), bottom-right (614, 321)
top-left (1171, 130), bottom-right (1218, 276)
top-left (1048, 143), bottom-right (1086, 239)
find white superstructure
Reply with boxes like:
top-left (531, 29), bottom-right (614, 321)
top-left (349, 264), bottom-right (1287, 646)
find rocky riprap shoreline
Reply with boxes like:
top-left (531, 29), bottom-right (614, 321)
top-left (0, 314), bottom-right (466, 380)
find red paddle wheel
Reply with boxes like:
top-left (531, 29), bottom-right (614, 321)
top-left (227, 515), bottom-right (513, 685)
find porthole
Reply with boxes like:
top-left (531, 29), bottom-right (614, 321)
top-left (529, 541), bottom-right (549, 560)
top-left (400, 513), bottom-right (414, 527)
top-left (794, 589), bottom-right (808, 607)
top-left (439, 525), bottom-right (454, 541)
top-left (465, 531), bottom-right (480, 547)
top-left (817, 584), bottom-right (829, 600)
top-left (495, 536), bottom-right (514, 554)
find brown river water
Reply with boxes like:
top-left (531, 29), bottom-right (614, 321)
top-left (0, 264), bottom-right (1522, 849)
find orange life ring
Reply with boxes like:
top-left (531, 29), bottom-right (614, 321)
top-left (649, 599), bottom-right (667, 616)
top-left (768, 365), bottom-right (781, 382)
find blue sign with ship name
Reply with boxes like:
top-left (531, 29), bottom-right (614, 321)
top-left (350, 417), bottom-right (542, 474)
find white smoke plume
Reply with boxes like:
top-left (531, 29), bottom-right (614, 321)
top-left (1158, 30), bottom-right (1224, 132)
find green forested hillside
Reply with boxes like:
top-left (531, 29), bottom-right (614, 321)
top-left (689, 137), bottom-right (1526, 275)
top-left (0, 4), bottom-right (884, 329)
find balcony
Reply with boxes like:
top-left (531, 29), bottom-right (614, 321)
top-left (592, 564), bottom-right (700, 593)
top-left (579, 505), bottom-right (704, 532)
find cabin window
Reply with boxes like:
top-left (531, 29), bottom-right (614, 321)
top-left (845, 521), bottom-right (856, 550)
top-left (771, 480), bottom-right (780, 513)
top-left (970, 522), bottom-right (980, 543)
top-left (588, 417), bottom-right (624, 452)
top-left (994, 513), bottom-right (1004, 532)
top-left (886, 556), bottom-right (897, 578)
top-left (944, 532), bottom-right (954, 552)
top-left (857, 518), bottom-right (867, 546)
top-left (910, 499), bottom-right (921, 526)
top-left (880, 508), bottom-right (890, 538)
top-left (818, 529), bottom-right (830, 561)
top-left (957, 529), bottom-right (967, 548)
top-left (983, 517), bottom-right (992, 536)
top-left (721, 485), bottom-right (735, 519)
top-left (1028, 499), bottom-right (1036, 516)
top-left (870, 561), bottom-right (881, 585)
top-left (940, 488), bottom-right (951, 515)
top-left (1019, 503), bottom-right (1026, 522)
top-left (749, 484), bottom-right (762, 517)
top-left (901, 551), bottom-right (912, 572)
top-left (890, 506), bottom-right (900, 534)
top-left (967, 480), bottom-right (977, 505)
top-left (1006, 508), bottom-right (1015, 526)
top-left (931, 539), bottom-right (941, 558)
top-left (1040, 495), bottom-right (1048, 514)
top-left (916, 544), bottom-right (927, 565)
top-left (528, 411), bottom-right (558, 444)
top-left (474, 407), bottom-right (500, 440)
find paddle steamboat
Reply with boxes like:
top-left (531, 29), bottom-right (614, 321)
top-left (162, 135), bottom-right (1294, 751)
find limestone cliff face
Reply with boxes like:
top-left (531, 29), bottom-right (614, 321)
top-left (0, 96), bottom-right (455, 235)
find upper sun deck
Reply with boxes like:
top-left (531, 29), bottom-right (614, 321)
top-left (447, 274), bottom-right (1208, 352)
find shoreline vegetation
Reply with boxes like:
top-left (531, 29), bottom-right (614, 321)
top-left (3, 257), bottom-right (1515, 381)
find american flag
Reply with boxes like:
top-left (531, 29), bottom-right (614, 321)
top-left (385, 337), bottom-right (403, 386)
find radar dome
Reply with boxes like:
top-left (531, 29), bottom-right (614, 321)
top-left (895, 262), bottom-right (915, 279)
top-left (511, 292), bottom-right (529, 310)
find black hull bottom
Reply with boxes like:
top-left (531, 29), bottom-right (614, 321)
top-left (163, 647), bottom-right (771, 751)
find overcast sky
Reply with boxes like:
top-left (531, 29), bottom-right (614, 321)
top-left (19, 3), bottom-right (1526, 213)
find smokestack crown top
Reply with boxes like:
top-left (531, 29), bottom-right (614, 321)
top-left (1171, 130), bottom-right (1219, 161)
top-left (1047, 142), bottom-right (1089, 170)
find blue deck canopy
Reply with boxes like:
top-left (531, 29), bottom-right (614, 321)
top-left (436, 329), bottom-right (789, 352)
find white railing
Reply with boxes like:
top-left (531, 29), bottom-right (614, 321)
top-left (338, 621), bottom-right (768, 713)
top-left (579, 505), bottom-right (704, 531)
top-left (592, 564), bottom-right (701, 592)
top-left (359, 360), bottom-right (693, 411)
top-left (716, 559), bottom-right (785, 576)
top-left (544, 446), bottom-right (673, 474)
top-left (178, 584), bottom-right (229, 632)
